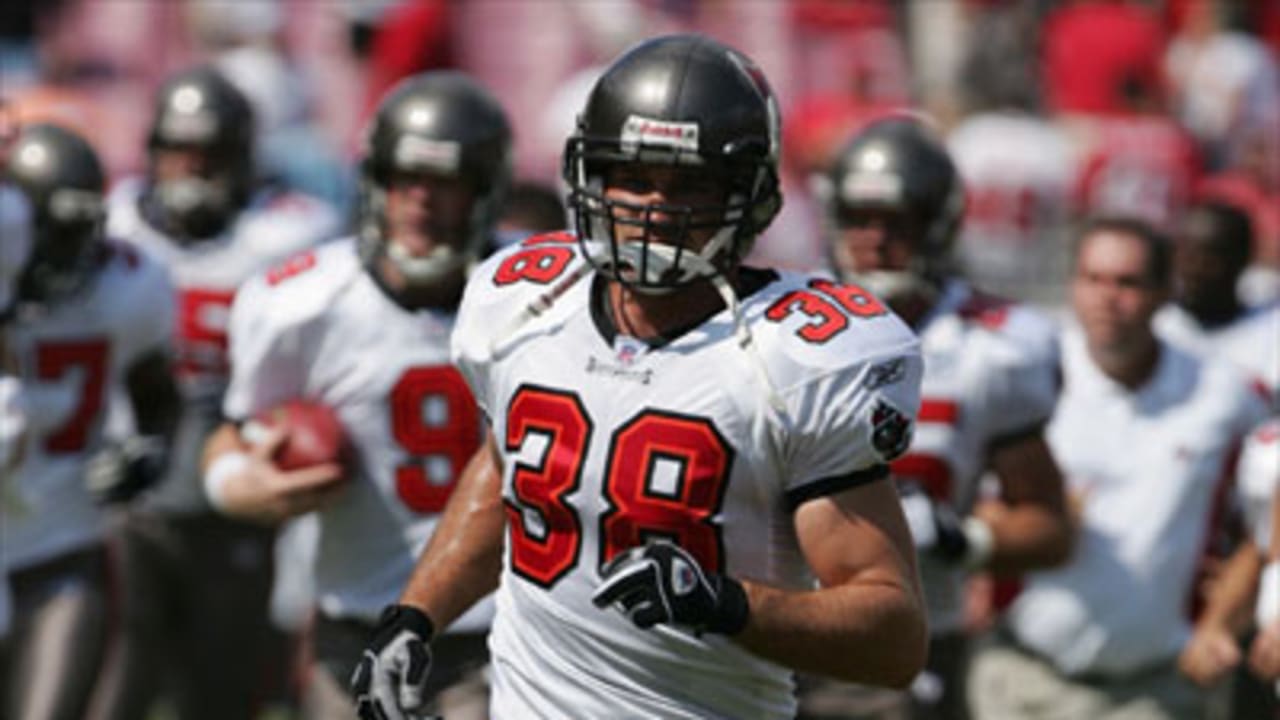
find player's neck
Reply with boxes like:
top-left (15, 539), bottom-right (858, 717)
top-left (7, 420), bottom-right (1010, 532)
top-left (606, 278), bottom-right (725, 343)
top-left (1182, 297), bottom-right (1244, 330)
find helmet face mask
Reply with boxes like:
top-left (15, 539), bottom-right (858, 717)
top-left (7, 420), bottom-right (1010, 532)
top-left (4, 123), bottom-right (105, 307)
top-left (819, 117), bottom-right (965, 306)
top-left (359, 72), bottom-right (511, 295)
top-left (563, 35), bottom-right (782, 294)
top-left (143, 68), bottom-right (254, 242)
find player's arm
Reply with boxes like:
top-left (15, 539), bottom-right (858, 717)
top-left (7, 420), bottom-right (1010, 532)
top-left (397, 431), bottom-right (506, 626)
top-left (200, 419), bottom-right (345, 524)
top-left (1179, 536), bottom-right (1261, 685)
top-left (126, 351), bottom-right (180, 439)
top-left (734, 478), bottom-right (927, 687)
top-left (974, 431), bottom-right (1074, 574)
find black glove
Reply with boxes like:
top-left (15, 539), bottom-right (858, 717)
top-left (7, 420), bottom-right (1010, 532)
top-left (591, 539), bottom-right (749, 636)
top-left (351, 604), bottom-right (435, 720)
top-left (85, 435), bottom-right (167, 505)
top-left (898, 484), bottom-right (989, 567)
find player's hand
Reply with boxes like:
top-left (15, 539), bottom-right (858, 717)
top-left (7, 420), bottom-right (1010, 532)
top-left (591, 539), bottom-right (749, 636)
top-left (1178, 624), bottom-right (1241, 686)
top-left (214, 427), bottom-right (345, 523)
top-left (899, 485), bottom-right (973, 563)
top-left (1248, 620), bottom-right (1280, 681)
top-left (86, 435), bottom-right (167, 505)
top-left (351, 604), bottom-right (435, 720)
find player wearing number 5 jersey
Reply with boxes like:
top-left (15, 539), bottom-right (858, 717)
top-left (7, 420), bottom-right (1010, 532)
top-left (354, 35), bottom-right (928, 720)
top-left (98, 67), bottom-right (341, 720)
top-left (202, 71), bottom-right (511, 720)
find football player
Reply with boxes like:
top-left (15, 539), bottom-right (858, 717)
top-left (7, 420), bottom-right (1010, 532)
top-left (200, 71), bottom-right (510, 720)
top-left (805, 116), bottom-right (1074, 719)
top-left (0, 123), bottom-right (178, 720)
top-left (352, 34), bottom-right (928, 720)
top-left (97, 66), bottom-right (342, 720)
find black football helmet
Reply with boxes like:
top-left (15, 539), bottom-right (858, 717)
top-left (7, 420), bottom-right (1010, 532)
top-left (4, 123), bottom-right (105, 305)
top-left (141, 66), bottom-right (255, 241)
top-left (563, 34), bottom-right (782, 293)
top-left (817, 116), bottom-right (965, 302)
top-left (358, 71), bottom-right (512, 287)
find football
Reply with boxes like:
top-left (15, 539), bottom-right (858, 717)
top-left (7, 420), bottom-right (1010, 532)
top-left (242, 399), bottom-right (349, 472)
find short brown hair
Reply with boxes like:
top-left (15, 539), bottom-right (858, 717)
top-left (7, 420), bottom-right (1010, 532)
top-left (1073, 215), bottom-right (1172, 288)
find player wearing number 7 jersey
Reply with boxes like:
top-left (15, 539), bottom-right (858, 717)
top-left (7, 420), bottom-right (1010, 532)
top-left (202, 70), bottom-right (511, 720)
top-left (354, 35), bottom-right (928, 720)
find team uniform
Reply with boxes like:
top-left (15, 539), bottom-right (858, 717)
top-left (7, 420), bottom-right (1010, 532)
top-left (1239, 420), bottom-right (1280, 566)
top-left (1, 243), bottom-right (173, 717)
top-left (1154, 303), bottom-right (1280, 403)
top-left (0, 374), bottom-right (25, 641)
top-left (900, 280), bottom-right (1059, 635)
top-left (451, 235), bottom-right (923, 719)
top-left (101, 178), bottom-right (339, 718)
top-left (222, 238), bottom-right (492, 687)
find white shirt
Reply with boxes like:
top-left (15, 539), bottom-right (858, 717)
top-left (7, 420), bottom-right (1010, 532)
top-left (1154, 302), bottom-right (1280, 404)
top-left (107, 179), bottom-right (340, 512)
top-left (1010, 327), bottom-right (1269, 676)
top-left (222, 238), bottom-right (491, 629)
top-left (905, 281), bottom-right (1060, 633)
top-left (3, 244), bottom-right (174, 570)
top-left (453, 235), bottom-right (924, 719)
top-left (1238, 419), bottom-right (1280, 554)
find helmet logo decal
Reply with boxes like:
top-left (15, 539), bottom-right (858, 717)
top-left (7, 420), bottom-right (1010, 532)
top-left (621, 115), bottom-right (698, 153)
top-left (841, 172), bottom-right (903, 205)
top-left (393, 136), bottom-right (460, 174)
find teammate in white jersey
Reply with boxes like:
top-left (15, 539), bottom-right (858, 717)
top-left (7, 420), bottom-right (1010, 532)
top-left (1, 123), bottom-right (179, 720)
top-left (95, 66), bottom-right (341, 720)
top-left (202, 71), bottom-right (511, 720)
top-left (353, 35), bottom-right (928, 720)
top-left (805, 116), bottom-right (1074, 719)
top-left (1154, 200), bottom-right (1280, 403)
top-left (970, 217), bottom-right (1270, 720)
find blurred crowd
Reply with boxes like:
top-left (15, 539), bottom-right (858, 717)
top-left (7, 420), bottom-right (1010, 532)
top-left (0, 0), bottom-right (1277, 719)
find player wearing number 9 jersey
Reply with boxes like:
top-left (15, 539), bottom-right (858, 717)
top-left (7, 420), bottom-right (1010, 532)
top-left (355, 35), bottom-right (928, 720)
top-left (203, 70), bottom-right (511, 719)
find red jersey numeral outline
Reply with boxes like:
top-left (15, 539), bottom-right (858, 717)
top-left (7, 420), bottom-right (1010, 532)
top-left (504, 385), bottom-right (733, 588)
top-left (765, 279), bottom-right (887, 344)
top-left (35, 338), bottom-right (110, 454)
top-left (389, 365), bottom-right (481, 514)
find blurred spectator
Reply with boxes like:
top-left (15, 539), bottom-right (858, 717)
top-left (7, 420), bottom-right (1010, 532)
top-left (969, 217), bottom-right (1270, 720)
top-left (495, 179), bottom-right (565, 248)
top-left (1041, 0), bottom-right (1167, 116)
top-left (361, 0), bottom-right (455, 121)
top-left (1155, 201), bottom-right (1280, 403)
top-left (1164, 0), bottom-right (1280, 170)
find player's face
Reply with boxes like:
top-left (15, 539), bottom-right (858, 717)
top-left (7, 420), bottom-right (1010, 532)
top-left (832, 208), bottom-right (915, 276)
top-left (602, 164), bottom-right (724, 252)
top-left (384, 171), bottom-right (475, 259)
top-left (151, 145), bottom-right (213, 181)
top-left (1071, 230), bottom-right (1167, 354)
top-left (1174, 221), bottom-right (1238, 311)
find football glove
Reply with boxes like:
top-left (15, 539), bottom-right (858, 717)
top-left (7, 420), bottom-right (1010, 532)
top-left (351, 604), bottom-right (435, 720)
top-left (591, 539), bottom-right (749, 636)
top-left (899, 484), bottom-right (993, 569)
top-left (85, 435), bottom-right (167, 505)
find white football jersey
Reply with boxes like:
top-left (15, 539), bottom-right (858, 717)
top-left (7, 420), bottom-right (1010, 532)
top-left (106, 177), bottom-right (340, 511)
top-left (222, 238), bottom-right (490, 628)
top-left (1011, 328), bottom-right (1270, 676)
top-left (901, 280), bottom-right (1060, 633)
top-left (1238, 419), bottom-right (1279, 554)
top-left (453, 234), bottom-right (924, 719)
top-left (3, 243), bottom-right (174, 570)
top-left (0, 372), bottom-right (22, 639)
top-left (1154, 303), bottom-right (1280, 403)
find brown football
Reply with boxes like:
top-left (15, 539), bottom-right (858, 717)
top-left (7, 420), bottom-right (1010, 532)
top-left (244, 399), bottom-right (349, 472)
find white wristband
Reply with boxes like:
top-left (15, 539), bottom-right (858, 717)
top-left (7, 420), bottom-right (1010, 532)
top-left (203, 451), bottom-right (249, 513)
top-left (962, 516), bottom-right (995, 571)
top-left (1258, 561), bottom-right (1280, 627)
